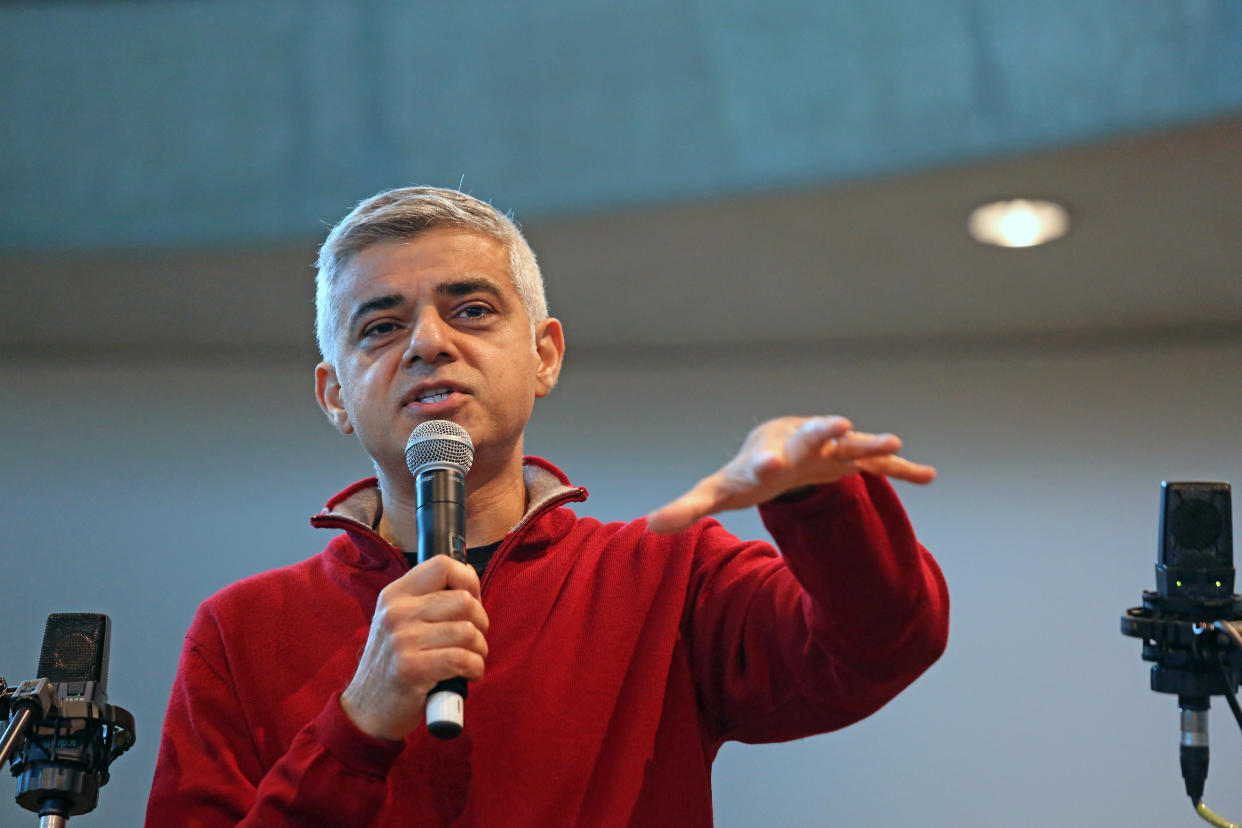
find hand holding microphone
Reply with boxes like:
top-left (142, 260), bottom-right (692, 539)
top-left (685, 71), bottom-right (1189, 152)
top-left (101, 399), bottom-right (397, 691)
top-left (405, 420), bottom-right (475, 738)
top-left (340, 421), bottom-right (484, 742)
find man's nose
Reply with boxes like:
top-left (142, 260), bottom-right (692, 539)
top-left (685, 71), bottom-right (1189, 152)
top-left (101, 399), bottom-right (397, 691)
top-left (402, 309), bottom-right (457, 364)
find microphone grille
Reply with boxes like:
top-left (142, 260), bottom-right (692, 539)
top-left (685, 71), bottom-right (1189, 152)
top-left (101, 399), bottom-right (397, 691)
top-left (37, 613), bottom-right (111, 691)
top-left (406, 420), bottom-right (474, 476)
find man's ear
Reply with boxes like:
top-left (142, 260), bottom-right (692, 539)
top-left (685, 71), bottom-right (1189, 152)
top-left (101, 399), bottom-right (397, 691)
top-left (532, 318), bottom-right (565, 398)
top-left (315, 361), bottom-right (354, 435)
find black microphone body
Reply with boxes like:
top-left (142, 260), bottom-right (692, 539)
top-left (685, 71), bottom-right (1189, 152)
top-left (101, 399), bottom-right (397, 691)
top-left (415, 462), bottom-right (469, 739)
top-left (415, 465), bottom-right (468, 564)
top-left (405, 420), bottom-right (475, 740)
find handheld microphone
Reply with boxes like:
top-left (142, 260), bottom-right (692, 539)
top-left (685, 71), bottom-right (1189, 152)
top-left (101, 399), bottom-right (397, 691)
top-left (2, 613), bottom-right (136, 827)
top-left (405, 420), bottom-right (474, 740)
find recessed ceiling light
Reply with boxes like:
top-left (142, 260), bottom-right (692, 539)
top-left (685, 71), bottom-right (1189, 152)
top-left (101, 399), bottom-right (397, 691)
top-left (967, 198), bottom-right (1070, 248)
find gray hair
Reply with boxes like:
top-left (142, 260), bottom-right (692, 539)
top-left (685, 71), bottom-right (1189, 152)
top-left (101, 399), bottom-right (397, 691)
top-left (314, 186), bottom-right (547, 362)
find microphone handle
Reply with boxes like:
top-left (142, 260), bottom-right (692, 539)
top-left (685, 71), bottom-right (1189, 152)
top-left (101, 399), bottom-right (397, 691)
top-left (415, 466), bottom-right (468, 740)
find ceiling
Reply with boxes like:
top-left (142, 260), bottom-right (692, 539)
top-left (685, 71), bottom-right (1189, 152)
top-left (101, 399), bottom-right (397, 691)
top-left (3, 1), bottom-right (1240, 252)
top-left (4, 116), bottom-right (1239, 357)
top-left (530, 117), bottom-right (1242, 350)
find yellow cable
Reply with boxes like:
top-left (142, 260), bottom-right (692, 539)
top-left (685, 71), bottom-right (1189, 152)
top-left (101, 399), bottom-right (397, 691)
top-left (1197, 800), bottom-right (1241, 828)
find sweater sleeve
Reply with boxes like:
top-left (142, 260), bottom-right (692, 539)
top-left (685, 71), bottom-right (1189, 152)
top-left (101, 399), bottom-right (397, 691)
top-left (683, 471), bottom-right (949, 747)
top-left (144, 611), bottom-right (405, 827)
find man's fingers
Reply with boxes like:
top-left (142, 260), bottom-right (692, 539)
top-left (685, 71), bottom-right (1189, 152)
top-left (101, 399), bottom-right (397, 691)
top-left (786, 416), bottom-right (852, 463)
top-left (831, 431), bottom-right (902, 461)
top-left (754, 417), bottom-right (852, 485)
top-left (409, 648), bottom-right (487, 685)
top-left (412, 590), bottom-right (491, 633)
top-left (854, 454), bottom-right (938, 484)
top-left (396, 555), bottom-right (482, 599)
top-left (412, 619), bottom-right (490, 659)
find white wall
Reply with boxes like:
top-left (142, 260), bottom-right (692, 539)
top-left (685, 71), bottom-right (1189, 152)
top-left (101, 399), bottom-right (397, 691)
top-left (2, 337), bottom-right (1240, 826)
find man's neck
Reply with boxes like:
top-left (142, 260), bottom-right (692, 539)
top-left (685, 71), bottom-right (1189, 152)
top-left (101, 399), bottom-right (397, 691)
top-left (375, 451), bottom-right (528, 554)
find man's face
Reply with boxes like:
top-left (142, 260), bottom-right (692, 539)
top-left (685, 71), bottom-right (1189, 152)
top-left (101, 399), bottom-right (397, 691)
top-left (315, 227), bottom-right (564, 485)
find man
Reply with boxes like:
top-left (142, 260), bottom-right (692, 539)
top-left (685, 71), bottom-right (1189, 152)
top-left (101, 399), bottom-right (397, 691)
top-left (146, 186), bottom-right (949, 826)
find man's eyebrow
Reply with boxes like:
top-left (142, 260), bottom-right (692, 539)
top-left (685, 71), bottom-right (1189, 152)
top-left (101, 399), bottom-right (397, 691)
top-left (436, 277), bottom-right (504, 300)
top-left (347, 294), bottom-right (405, 333)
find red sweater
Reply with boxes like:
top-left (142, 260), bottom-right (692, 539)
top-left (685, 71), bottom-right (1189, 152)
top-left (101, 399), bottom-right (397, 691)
top-left (146, 459), bottom-right (948, 826)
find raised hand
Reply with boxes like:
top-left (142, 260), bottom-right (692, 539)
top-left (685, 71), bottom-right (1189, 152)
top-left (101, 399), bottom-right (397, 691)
top-left (645, 415), bottom-right (935, 535)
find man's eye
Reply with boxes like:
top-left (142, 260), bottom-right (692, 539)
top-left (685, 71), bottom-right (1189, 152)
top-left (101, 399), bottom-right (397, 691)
top-left (457, 304), bottom-right (491, 320)
top-left (362, 321), bottom-right (400, 338)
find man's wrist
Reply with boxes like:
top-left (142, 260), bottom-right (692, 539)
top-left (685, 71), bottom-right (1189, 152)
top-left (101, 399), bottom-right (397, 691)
top-left (772, 485), bottom-right (817, 504)
top-left (340, 686), bottom-right (407, 744)
top-left (318, 693), bottom-right (406, 776)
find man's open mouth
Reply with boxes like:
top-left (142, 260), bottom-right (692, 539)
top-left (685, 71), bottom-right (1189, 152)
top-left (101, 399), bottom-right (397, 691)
top-left (416, 388), bottom-right (453, 404)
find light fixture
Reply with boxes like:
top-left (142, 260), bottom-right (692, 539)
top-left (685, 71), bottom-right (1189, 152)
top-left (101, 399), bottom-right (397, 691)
top-left (967, 198), bottom-right (1070, 248)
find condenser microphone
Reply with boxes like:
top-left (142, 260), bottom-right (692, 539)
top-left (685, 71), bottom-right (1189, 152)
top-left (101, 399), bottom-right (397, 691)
top-left (405, 420), bottom-right (474, 739)
top-left (3, 614), bottom-right (136, 827)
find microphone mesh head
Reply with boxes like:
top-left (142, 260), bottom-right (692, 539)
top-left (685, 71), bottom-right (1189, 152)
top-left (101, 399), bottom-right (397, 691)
top-left (37, 613), bottom-right (110, 690)
top-left (406, 420), bottom-right (474, 476)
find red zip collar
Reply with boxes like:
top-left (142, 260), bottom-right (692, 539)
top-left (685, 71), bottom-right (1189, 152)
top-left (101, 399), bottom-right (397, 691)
top-left (478, 487), bottom-right (585, 594)
top-left (310, 458), bottom-right (588, 577)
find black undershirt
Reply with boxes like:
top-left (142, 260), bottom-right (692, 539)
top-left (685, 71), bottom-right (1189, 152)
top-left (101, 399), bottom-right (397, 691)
top-left (402, 539), bottom-right (503, 580)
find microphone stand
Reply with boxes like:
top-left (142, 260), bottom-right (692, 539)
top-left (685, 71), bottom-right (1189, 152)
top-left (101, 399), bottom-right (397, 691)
top-left (1, 678), bottom-right (136, 826)
top-left (1122, 592), bottom-right (1242, 826)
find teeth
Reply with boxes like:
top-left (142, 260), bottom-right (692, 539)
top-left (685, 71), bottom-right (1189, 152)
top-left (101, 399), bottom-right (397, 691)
top-left (417, 389), bottom-right (451, 404)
